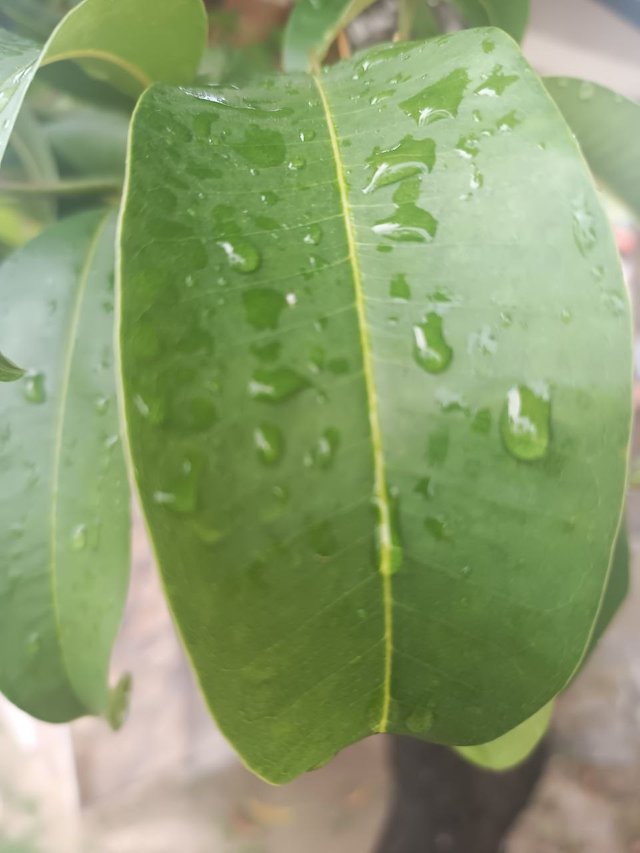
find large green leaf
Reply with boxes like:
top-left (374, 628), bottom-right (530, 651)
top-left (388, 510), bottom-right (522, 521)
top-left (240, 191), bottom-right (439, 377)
top-left (283, 0), bottom-right (377, 72)
top-left (545, 78), bottom-right (640, 219)
top-left (0, 210), bottom-right (130, 721)
top-left (450, 0), bottom-right (530, 41)
top-left (119, 29), bottom-right (631, 783)
top-left (0, 0), bottom-right (207, 164)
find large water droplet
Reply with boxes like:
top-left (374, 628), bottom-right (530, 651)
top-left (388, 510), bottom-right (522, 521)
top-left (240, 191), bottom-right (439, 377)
top-left (242, 287), bottom-right (285, 330)
top-left (249, 367), bottom-right (310, 403)
top-left (254, 422), bottom-right (284, 465)
top-left (500, 383), bottom-right (550, 461)
top-left (303, 224), bottom-right (323, 245)
top-left (413, 314), bottom-right (453, 373)
top-left (400, 68), bottom-right (470, 125)
top-left (217, 238), bottom-right (261, 273)
top-left (23, 371), bottom-right (46, 404)
top-left (374, 203), bottom-right (437, 243)
top-left (363, 135), bottom-right (436, 194)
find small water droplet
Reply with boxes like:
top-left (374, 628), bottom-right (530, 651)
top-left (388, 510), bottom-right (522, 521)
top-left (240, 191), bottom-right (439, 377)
top-left (424, 515), bottom-right (451, 541)
top-left (249, 367), bottom-right (310, 403)
top-left (414, 476), bottom-right (433, 500)
top-left (288, 156), bottom-right (306, 170)
top-left (406, 708), bottom-right (434, 734)
top-left (303, 224), bottom-right (323, 245)
top-left (217, 238), bottom-right (261, 273)
top-left (152, 451), bottom-right (204, 514)
top-left (474, 65), bottom-right (519, 97)
top-left (23, 371), bottom-right (46, 404)
top-left (71, 523), bottom-right (87, 551)
top-left (286, 292), bottom-right (297, 306)
top-left (560, 308), bottom-right (572, 324)
top-left (471, 408), bottom-right (492, 434)
top-left (572, 198), bottom-right (597, 255)
top-left (254, 423), bottom-right (284, 465)
top-left (500, 383), bottom-right (550, 461)
top-left (578, 81), bottom-right (595, 101)
top-left (260, 190), bottom-right (279, 206)
top-left (299, 128), bottom-right (316, 142)
top-left (95, 396), bottom-right (109, 414)
top-left (413, 314), bottom-right (453, 373)
top-left (308, 427), bottom-right (340, 469)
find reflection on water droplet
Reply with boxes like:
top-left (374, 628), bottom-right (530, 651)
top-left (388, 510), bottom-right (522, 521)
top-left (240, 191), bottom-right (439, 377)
top-left (260, 190), bottom-right (279, 206)
top-left (288, 157), bottom-right (306, 171)
top-left (254, 422), bottom-right (284, 465)
top-left (217, 238), bottom-right (261, 273)
top-left (500, 383), bottom-right (550, 461)
top-left (400, 68), bottom-right (469, 125)
top-left (390, 273), bottom-right (411, 301)
top-left (374, 202), bottom-right (437, 243)
top-left (299, 128), bottom-right (316, 142)
top-left (23, 371), bottom-right (46, 404)
top-left (413, 314), bottom-right (453, 373)
top-left (242, 287), bottom-right (285, 330)
top-left (303, 224), bottom-right (323, 245)
top-left (249, 367), bottom-right (310, 403)
top-left (71, 523), bottom-right (87, 552)
top-left (363, 135), bottom-right (436, 194)
top-left (406, 708), bottom-right (434, 734)
top-left (95, 396), bottom-right (109, 415)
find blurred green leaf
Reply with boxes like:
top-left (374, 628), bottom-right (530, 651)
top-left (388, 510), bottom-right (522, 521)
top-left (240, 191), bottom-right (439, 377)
top-left (0, 210), bottom-right (130, 721)
top-left (44, 107), bottom-right (128, 177)
top-left (119, 31), bottom-right (630, 782)
top-left (545, 77), bottom-right (640, 219)
top-left (283, 0), bottom-right (377, 72)
top-left (449, 0), bottom-right (530, 41)
top-left (455, 701), bottom-right (552, 770)
top-left (398, 0), bottom-right (441, 40)
top-left (0, 350), bottom-right (25, 381)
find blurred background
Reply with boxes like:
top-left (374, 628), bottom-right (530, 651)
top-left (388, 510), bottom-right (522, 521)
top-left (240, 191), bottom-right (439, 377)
top-left (0, 0), bottom-right (639, 851)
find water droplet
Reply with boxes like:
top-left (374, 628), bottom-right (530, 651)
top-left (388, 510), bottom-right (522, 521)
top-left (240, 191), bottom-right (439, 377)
top-left (461, 564), bottom-right (472, 577)
top-left (560, 308), bottom-right (572, 324)
top-left (242, 287), bottom-right (285, 330)
top-left (500, 311), bottom-right (513, 327)
top-left (406, 708), bottom-right (434, 734)
top-left (475, 65), bottom-right (519, 97)
top-left (309, 520), bottom-right (338, 559)
top-left (288, 156), bottom-right (306, 170)
top-left (308, 427), bottom-right (340, 469)
top-left (424, 515), bottom-right (451, 541)
top-left (249, 367), bottom-right (310, 403)
top-left (303, 224), bottom-right (323, 245)
top-left (232, 124), bottom-right (286, 167)
top-left (436, 389), bottom-right (467, 413)
top-left (482, 38), bottom-right (496, 54)
top-left (23, 371), bottom-right (46, 404)
top-left (299, 128), bottom-right (316, 142)
top-left (413, 314), bottom-right (453, 373)
top-left (455, 134), bottom-right (480, 159)
top-left (95, 396), bottom-right (109, 415)
top-left (374, 202), bottom-right (437, 243)
top-left (414, 476), bottom-right (433, 500)
top-left (71, 524), bottom-right (87, 551)
top-left (254, 423), bottom-right (284, 465)
top-left (363, 135), bottom-right (436, 194)
top-left (572, 198), bottom-right (597, 255)
top-left (467, 326), bottom-right (497, 356)
top-left (152, 451), bottom-right (204, 514)
top-left (578, 81), bottom-right (595, 101)
top-left (500, 383), bottom-right (550, 461)
top-left (260, 190), bottom-right (279, 206)
top-left (217, 239), bottom-right (261, 273)
top-left (471, 408), bottom-right (492, 434)
top-left (400, 68), bottom-right (470, 125)
top-left (286, 292), bottom-right (297, 306)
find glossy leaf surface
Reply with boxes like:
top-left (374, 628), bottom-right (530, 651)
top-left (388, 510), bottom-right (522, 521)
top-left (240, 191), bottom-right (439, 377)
top-left (283, 0), bottom-right (377, 71)
top-left (0, 0), bottom-right (207, 164)
top-left (450, 0), bottom-right (530, 41)
top-left (119, 30), bottom-right (631, 782)
top-left (545, 77), bottom-right (640, 218)
top-left (0, 210), bottom-right (130, 721)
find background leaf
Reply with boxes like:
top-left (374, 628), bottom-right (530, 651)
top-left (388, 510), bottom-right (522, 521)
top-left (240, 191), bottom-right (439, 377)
top-left (455, 701), bottom-right (552, 770)
top-left (0, 0), bottom-right (207, 166)
top-left (0, 350), bottom-right (25, 381)
top-left (283, 0), bottom-right (377, 71)
top-left (545, 77), bottom-right (640, 219)
top-left (0, 210), bottom-right (130, 721)
top-left (449, 0), bottom-right (530, 41)
top-left (119, 30), bottom-right (631, 782)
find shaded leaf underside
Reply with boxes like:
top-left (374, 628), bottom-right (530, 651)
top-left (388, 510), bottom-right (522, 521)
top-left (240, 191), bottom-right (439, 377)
top-left (119, 29), bottom-right (631, 782)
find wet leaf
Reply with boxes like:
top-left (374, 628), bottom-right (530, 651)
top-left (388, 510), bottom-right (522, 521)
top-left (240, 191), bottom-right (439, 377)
top-left (0, 210), bottom-right (130, 721)
top-left (545, 77), bottom-right (640, 218)
top-left (119, 30), bottom-right (631, 782)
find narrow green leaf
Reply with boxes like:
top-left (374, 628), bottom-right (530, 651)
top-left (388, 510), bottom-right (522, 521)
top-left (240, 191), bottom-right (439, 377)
top-left (545, 77), bottom-right (640, 219)
top-left (455, 701), bottom-right (553, 770)
top-left (0, 210), bottom-right (130, 721)
top-left (0, 0), bottom-right (207, 165)
top-left (119, 30), bottom-right (631, 783)
top-left (449, 0), bottom-right (530, 41)
top-left (283, 0), bottom-right (377, 72)
top-left (0, 350), bottom-right (25, 381)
